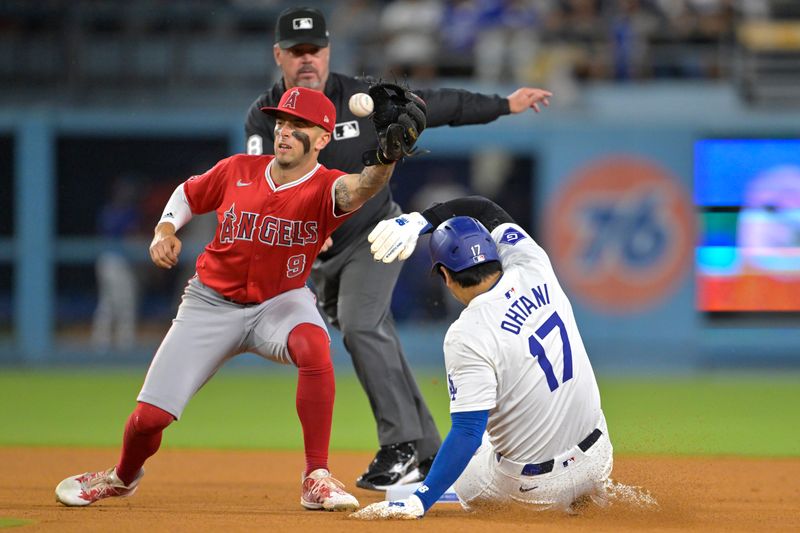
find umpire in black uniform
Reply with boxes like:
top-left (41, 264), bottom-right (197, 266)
top-left (245, 6), bottom-right (552, 491)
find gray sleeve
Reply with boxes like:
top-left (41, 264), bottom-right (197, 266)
top-left (414, 88), bottom-right (510, 128)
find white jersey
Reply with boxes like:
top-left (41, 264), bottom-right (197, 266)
top-left (443, 223), bottom-right (603, 464)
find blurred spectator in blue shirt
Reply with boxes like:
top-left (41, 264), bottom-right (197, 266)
top-left (91, 175), bottom-right (142, 352)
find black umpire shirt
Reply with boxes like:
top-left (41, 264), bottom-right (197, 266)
top-left (244, 72), bottom-right (510, 260)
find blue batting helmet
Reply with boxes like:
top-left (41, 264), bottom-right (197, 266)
top-left (429, 216), bottom-right (500, 273)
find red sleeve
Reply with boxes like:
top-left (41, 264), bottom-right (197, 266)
top-left (182, 157), bottom-right (232, 214)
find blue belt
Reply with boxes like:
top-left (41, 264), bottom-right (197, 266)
top-left (498, 428), bottom-right (603, 477)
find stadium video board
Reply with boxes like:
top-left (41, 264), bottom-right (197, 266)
top-left (695, 139), bottom-right (800, 312)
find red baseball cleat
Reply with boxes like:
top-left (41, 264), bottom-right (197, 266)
top-left (301, 469), bottom-right (359, 511)
top-left (55, 467), bottom-right (143, 506)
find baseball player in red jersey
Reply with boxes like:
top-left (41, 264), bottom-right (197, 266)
top-left (54, 86), bottom-right (423, 512)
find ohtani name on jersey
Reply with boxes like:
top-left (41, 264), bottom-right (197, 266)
top-left (500, 284), bottom-right (551, 335)
top-left (218, 204), bottom-right (318, 246)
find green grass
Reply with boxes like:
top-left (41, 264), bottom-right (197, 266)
top-left (0, 518), bottom-right (34, 528)
top-left (600, 375), bottom-right (800, 457)
top-left (1, 369), bottom-right (798, 456)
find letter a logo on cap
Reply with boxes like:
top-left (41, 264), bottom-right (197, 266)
top-left (283, 89), bottom-right (300, 110)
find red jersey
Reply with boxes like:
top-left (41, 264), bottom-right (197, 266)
top-left (183, 154), bottom-right (350, 303)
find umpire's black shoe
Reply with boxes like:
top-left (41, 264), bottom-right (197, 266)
top-left (416, 453), bottom-right (436, 481)
top-left (355, 442), bottom-right (418, 491)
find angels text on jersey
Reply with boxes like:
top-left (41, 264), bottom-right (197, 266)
top-left (218, 203), bottom-right (319, 247)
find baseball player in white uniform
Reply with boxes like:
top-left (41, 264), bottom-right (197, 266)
top-left (354, 196), bottom-right (613, 519)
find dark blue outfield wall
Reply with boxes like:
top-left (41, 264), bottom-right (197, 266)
top-left (2, 82), bottom-right (800, 372)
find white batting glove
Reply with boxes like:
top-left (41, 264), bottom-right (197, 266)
top-left (368, 212), bottom-right (431, 263)
top-left (350, 495), bottom-right (425, 520)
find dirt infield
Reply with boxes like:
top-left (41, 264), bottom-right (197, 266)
top-left (1, 448), bottom-right (798, 532)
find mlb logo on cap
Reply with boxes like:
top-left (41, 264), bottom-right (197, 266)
top-left (293, 17), bottom-right (313, 30)
top-left (275, 7), bottom-right (329, 49)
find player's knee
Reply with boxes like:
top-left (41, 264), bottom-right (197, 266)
top-left (131, 402), bottom-right (174, 435)
top-left (287, 323), bottom-right (331, 370)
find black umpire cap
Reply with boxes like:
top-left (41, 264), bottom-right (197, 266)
top-left (274, 7), bottom-right (329, 49)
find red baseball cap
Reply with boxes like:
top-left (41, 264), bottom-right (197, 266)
top-left (261, 87), bottom-right (336, 133)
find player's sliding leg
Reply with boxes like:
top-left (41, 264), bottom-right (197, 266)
top-left (288, 323), bottom-right (359, 511)
top-left (55, 401), bottom-right (173, 506)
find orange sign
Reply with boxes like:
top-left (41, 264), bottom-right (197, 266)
top-left (546, 156), bottom-right (694, 313)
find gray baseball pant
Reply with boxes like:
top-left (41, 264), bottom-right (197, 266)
top-left (138, 277), bottom-right (327, 419)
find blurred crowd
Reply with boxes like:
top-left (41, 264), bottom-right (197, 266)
top-left (351, 0), bottom-right (770, 83)
top-left (1, 0), bottom-right (794, 105)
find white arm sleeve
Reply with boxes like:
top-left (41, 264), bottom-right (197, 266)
top-left (158, 184), bottom-right (193, 231)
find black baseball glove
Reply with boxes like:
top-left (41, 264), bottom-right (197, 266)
top-left (362, 83), bottom-right (427, 166)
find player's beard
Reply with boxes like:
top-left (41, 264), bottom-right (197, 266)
top-left (275, 145), bottom-right (312, 172)
top-left (275, 149), bottom-right (299, 169)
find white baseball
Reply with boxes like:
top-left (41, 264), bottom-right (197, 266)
top-left (349, 93), bottom-right (374, 117)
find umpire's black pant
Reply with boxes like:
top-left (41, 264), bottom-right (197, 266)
top-left (310, 228), bottom-right (441, 461)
